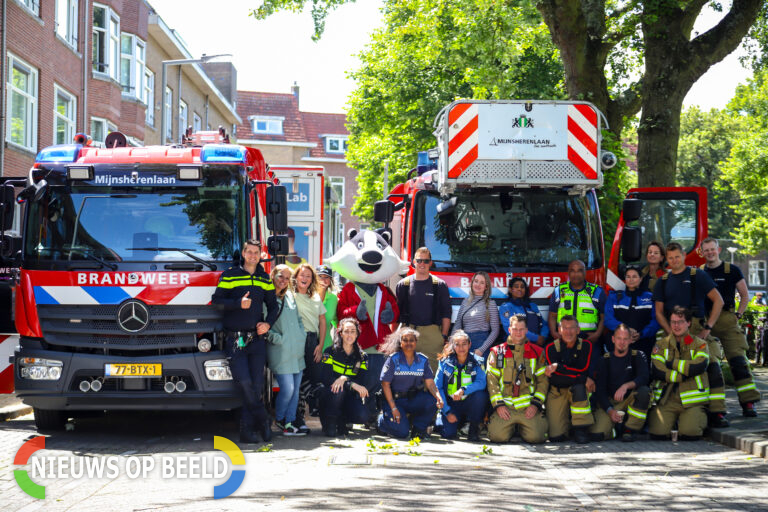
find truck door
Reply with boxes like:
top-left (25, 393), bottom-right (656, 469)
top-left (607, 186), bottom-right (708, 289)
top-left (284, 173), bottom-right (323, 267)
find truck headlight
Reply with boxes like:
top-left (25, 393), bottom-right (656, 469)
top-left (204, 359), bottom-right (232, 381)
top-left (19, 358), bottom-right (63, 380)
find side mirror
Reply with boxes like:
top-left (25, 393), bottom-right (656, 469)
top-left (622, 198), bottom-right (642, 223)
top-left (437, 196), bottom-right (457, 217)
top-left (267, 235), bottom-right (289, 256)
top-left (266, 185), bottom-right (288, 232)
top-left (621, 226), bottom-right (642, 263)
top-left (1, 185), bottom-right (15, 231)
top-left (0, 234), bottom-right (21, 260)
top-left (373, 200), bottom-right (395, 224)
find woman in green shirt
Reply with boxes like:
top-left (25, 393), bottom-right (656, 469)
top-left (316, 265), bottom-right (338, 350)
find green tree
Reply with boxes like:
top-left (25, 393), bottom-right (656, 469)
top-left (677, 107), bottom-right (744, 240)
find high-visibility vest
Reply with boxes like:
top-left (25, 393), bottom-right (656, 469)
top-left (446, 366), bottom-right (474, 398)
top-left (556, 283), bottom-right (600, 331)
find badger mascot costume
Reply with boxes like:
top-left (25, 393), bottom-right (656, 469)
top-left (327, 228), bottom-right (409, 415)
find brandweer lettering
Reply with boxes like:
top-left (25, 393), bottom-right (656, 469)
top-left (76, 273), bottom-right (191, 285)
top-left (459, 276), bottom-right (562, 288)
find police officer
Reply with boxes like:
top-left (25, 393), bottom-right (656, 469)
top-left (648, 306), bottom-right (710, 440)
top-left (212, 239), bottom-right (278, 443)
top-left (544, 315), bottom-right (596, 443)
top-left (548, 259), bottom-right (606, 354)
top-left (486, 314), bottom-right (549, 444)
top-left (700, 237), bottom-right (760, 417)
top-left (590, 324), bottom-right (650, 442)
top-left (653, 241), bottom-right (728, 428)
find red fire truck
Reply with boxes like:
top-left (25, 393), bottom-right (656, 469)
top-left (0, 130), bottom-right (289, 430)
top-left (375, 100), bottom-right (709, 318)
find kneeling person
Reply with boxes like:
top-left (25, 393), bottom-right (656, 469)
top-left (486, 314), bottom-right (549, 444)
top-left (590, 324), bottom-right (650, 442)
top-left (544, 315), bottom-right (596, 443)
top-left (648, 307), bottom-right (710, 440)
top-left (435, 330), bottom-right (489, 441)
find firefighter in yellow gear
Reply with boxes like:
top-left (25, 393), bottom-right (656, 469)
top-left (648, 306), bottom-right (710, 440)
top-left (486, 314), bottom-right (549, 444)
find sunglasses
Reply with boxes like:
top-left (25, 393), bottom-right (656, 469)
top-left (414, 258), bottom-right (431, 264)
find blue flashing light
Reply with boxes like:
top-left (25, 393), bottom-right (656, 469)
top-left (200, 144), bottom-right (247, 163)
top-left (416, 150), bottom-right (437, 175)
top-left (35, 144), bottom-right (82, 164)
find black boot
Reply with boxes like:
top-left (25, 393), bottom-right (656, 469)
top-left (572, 428), bottom-right (590, 444)
top-left (709, 412), bottom-right (730, 429)
top-left (322, 415), bottom-right (338, 437)
top-left (240, 427), bottom-right (260, 444)
top-left (467, 423), bottom-right (480, 442)
top-left (259, 417), bottom-right (273, 442)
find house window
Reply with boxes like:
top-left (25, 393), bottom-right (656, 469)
top-left (6, 53), bottom-right (38, 151)
top-left (164, 87), bottom-right (172, 141)
top-left (144, 69), bottom-right (154, 125)
top-left (18, 0), bottom-right (39, 16)
top-left (93, 4), bottom-right (120, 80)
top-left (750, 261), bottom-right (767, 288)
top-left (329, 176), bottom-right (345, 207)
top-left (249, 116), bottom-right (283, 135)
top-left (325, 136), bottom-right (348, 154)
top-left (193, 112), bottom-right (202, 133)
top-left (55, 0), bottom-right (79, 47)
top-left (178, 100), bottom-right (188, 138)
top-left (90, 117), bottom-right (116, 145)
top-left (120, 34), bottom-right (144, 97)
top-left (54, 85), bottom-right (76, 145)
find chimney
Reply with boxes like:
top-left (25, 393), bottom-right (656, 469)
top-left (291, 81), bottom-right (300, 109)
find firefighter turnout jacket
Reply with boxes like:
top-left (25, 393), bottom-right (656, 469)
top-left (487, 341), bottom-right (548, 411)
top-left (651, 332), bottom-right (710, 407)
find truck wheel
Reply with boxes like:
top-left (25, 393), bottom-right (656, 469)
top-left (33, 408), bottom-right (67, 431)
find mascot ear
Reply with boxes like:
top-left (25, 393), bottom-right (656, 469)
top-left (377, 228), bottom-right (392, 244)
top-left (347, 228), bottom-right (358, 240)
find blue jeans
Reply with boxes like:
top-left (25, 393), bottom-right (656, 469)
top-left (378, 391), bottom-right (437, 439)
top-left (436, 389), bottom-right (489, 438)
top-left (227, 336), bottom-right (267, 431)
top-left (275, 372), bottom-right (302, 423)
top-left (467, 330), bottom-right (491, 360)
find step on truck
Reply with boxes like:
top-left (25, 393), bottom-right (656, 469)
top-left (0, 130), bottom-right (290, 430)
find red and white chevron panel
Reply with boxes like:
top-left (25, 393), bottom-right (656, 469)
top-left (567, 104), bottom-right (598, 180)
top-left (447, 103), bottom-right (479, 178)
top-left (0, 334), bottom-right (18, 393)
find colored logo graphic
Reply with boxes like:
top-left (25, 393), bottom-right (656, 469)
top-left (213, 436), bottom-right (245, 499)
top-left (14, 436), bottom-right (46, 499)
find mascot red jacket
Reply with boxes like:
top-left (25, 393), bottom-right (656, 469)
top-left (327, 228), bottom-right (409, 351)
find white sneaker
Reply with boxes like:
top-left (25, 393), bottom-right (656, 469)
top-left (282, 422), bottom-right (306, 436)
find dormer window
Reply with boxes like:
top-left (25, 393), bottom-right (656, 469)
top-left (325, 135), bottom-right (348, 154)
top-left (249, 115), bottom-right (283, 135)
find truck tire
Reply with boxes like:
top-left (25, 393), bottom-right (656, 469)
top-left (33, 408), bottom-right (67, 431)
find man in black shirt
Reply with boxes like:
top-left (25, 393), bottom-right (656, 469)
top-left (653, 241), bottom-right (729, 428)
top-left (396, 247), bottom-right (452, 371)
top-left (211, 239), bottom-right (278, 443)
top-left (590, 324), bottom-right (650, 442)
top-left (701, 237), bottom-right (760, 417)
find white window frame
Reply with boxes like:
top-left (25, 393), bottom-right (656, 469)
top-left (90, 116), bottom-right (117, 145)
top-left (92, 3), bottom-right (120, 81)
top-left (54, 84), bottom-right (77, 145)
top-left (325, 136), bottom-right (348, 154)
top-left (55, 0), bottom-right (79, 47)
top-left (144, 69), bottom-right (155, 125)
top-left (6, 52), bottom-right (38, 151)
top-left (329, 176), bottom-right (345, 207)
top-left (164, 87), bottom-right (172, 141)
top-left (193, 112), bottom-right (202, 133)
top-left (749, 260), bottom-right (767, 288)
top-left (248, 115), bottom-right (283, 135)
top-left (120, 33), bottom-right (145, 98)
top-left (17, 0), bottom-right (39, 16)
top-left (178, 100), bottom-right (188, 138)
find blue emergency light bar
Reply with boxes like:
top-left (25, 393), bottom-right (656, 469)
top-left (200, 144), bottom-right (247, 163)
top-left (35, 144), bottom-right (82, 164)
top-left (416, 150), bottom-right (437, 175)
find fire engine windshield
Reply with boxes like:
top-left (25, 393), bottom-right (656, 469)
top-left (414, 189), bottom-right (603, 272)
top-left (24, 180), bottom-right (244, 267)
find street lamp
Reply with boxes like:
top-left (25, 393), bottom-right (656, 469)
top-left (160, 54), bottom-right (231, 144)
top-left (727, 246), bottom-right (737, 264)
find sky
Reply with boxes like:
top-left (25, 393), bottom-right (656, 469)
top-left (150, 0), bottom-right (752, 115)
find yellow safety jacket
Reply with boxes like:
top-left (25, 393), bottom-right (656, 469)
top-left (486, 341), bottom-right (548, 410)
top-left (556, 283), bottom-right (600, 332)
top-left (650, 332), bottom-right (710, 407)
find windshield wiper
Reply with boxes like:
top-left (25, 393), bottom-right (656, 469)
top-left (66, 248), bottom-right (118, 270)
top-left (127, 247), bottom-right (217, 271)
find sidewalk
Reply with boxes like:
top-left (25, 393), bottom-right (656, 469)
top-left (0, 392), bottom-right (32, 421)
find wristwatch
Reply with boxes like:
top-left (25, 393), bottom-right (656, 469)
top-left (703, 323), bottom-right (713, 330)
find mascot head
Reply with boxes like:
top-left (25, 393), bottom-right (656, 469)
top-left (327, 228), bottom-right (409, 284)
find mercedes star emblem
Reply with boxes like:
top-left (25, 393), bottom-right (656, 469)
top-left (117, 300), bottom-right (150, 333)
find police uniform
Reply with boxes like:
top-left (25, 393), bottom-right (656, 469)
top-left (550, 282), bottom-right (605, 348)
top-left (544, 339), bottom-right (595, 440)
top-left (648, 332), bottom-right (710, 438)
top-left (212, 264), bottom-right (278, 442)
top-left (486, 340), bottom-right (549, 443)
top-left (653, 267), bottom-right (727, 415)
top-left (435, 352), bottom-right (488, 440)
top-left (701, 262), bottom-right (761, 406)
top-left (378, 351), bottom-right (438, 439)
top-left (590, 350), bottom-right (651, 440)
top-left (318, 345), bottom-right (369, 436)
